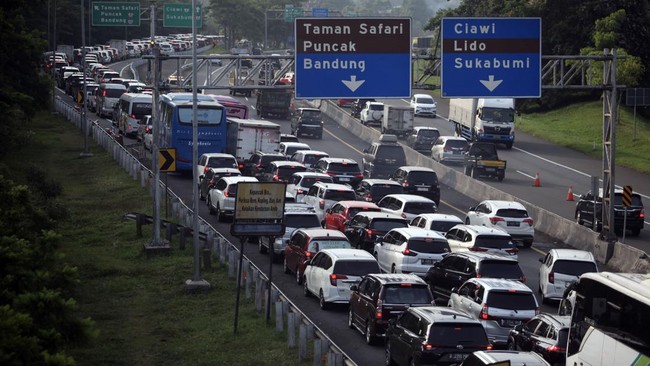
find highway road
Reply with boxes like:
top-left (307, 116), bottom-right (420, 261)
top-left (70, 56), bottom-right (637, 365)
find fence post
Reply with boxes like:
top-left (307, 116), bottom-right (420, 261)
top-left (275, 300), bottom-right (284, 332)
top-left (328, 352), bottom-right (343, 366)
top-left (287, 312), bottom-right (297, 348)
top-left (203, 232), bottom-right (213, 270)
top-left (299, 324), bottom-right (308, 361)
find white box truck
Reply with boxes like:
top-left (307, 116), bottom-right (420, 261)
top-left (225, 118), bottom-right (281, 165)
top-left (108, 39), bottom-right (128, 60)
top-left (449, 98), bottom-right (516, 149)
top-left (382, 105), bottom-right (414, 137)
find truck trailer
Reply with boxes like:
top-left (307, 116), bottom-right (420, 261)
top-left (382, 105), bottom-right (414, 137)
top-left (448, 98), bottom-right (516, 149)
top-left (225, 118), bottom-right (281, 166)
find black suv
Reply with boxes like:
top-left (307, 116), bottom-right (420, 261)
top-left (350, 98), bottom-right (375, 118)
top-left (313, 158), bottom-right (364, 187)
top-left (424, 252), bottom-right (525, 305)
top-left (344, 211), bottom-right (409, 251)
top-left (291, 108), bottom-right (323, 139)
top-left (406, 127), bottom-right (440, 153)
top-left (389, 166), bottom-right (441, 206)
top-left (348, 274), bottom-right (434, 345)
top-left (507, 313), bottom-right (571, 366)
top-left (385, 307), bottom-right (491, 366)
top-left (575, 189), bottom-right (644, 236)
top-left (354, 179), bottom-right (404, 203)
top-left (240, 151), bottom-right (287, 179)
top-left (362, 134), bottom-right (407, 179)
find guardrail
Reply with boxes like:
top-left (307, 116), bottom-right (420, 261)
top-left (319, 100), bottom-right (650, 274)
top-left (54, 97), bottom-right (356, 366)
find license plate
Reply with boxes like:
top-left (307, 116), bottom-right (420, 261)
top-left (501, 319), bottom-right (521, 327)
top-left (507, 221), bottom-right (520, 227)
top-left (339, 177), bottom-right (350, 182)
top-left (421, 259), bottom-right (434, 265)
top-left (417, 187), bottom-right (428, 191)
top-left (485, 167), bottom-right (495, 172)
top-left (447, 353), bottom-right (467, 361)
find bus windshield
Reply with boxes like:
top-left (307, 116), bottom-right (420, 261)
top-left (177, 107), bottom-right (224, 125)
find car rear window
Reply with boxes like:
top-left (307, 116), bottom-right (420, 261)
top-left (131, 102), bottom-right (152, 117)
top-left (369, 219), bottom-right (408, 232)
top-left (347, 207), bottom-right (381, 218)
top-left (406, 171), bottom-right (437, 183)
top-left (408, 238), bottom-right (450, 254)
top-left (261, 155), bottom-right (287, 165)
top-left (307, 240), bottom-right (351, 252)
top-left (370, 185), bottom-right (404, 197)
top-left (105, 88), bottom-right (125, 98)
top-left (375, 146), bottom-right (406, 160)
top-left (486, 291), bottom-right (537, 310)
top-left (303, 154), bottom-right (327, 165)
top-left (382, 285), bottom-right (432, 304)
top-left (613, 194), bottom-right (643, 207)
top-left (427, 323), bottom-right (488, 346)
top-left (446, 140), bottom-right (469, 149)
top-left (300, 176), bottom-right (333, 188)
top-left (284, 214), bottom-right (320, 229)
top-left (404, 202), bottom-right (437, 214)
top-left (495, 208), bottom-right (529, 218)
top-left (417, 129), bottom-right (439, 138)
top-left (332, 260), bottom-right (379, 276)
top-left (474, 235), bottom-right (514, 249)
top-left (278, 166), bottom-right (307, 178)
top-left (208, 157), bottom-right (236, 168)
top-left (323, 190), bottom-right (356, 202)
top-left (369, 104), bottom-right (383, 111)
top-left (552, 260), bottom-right (598, 276)
top-left (328, 163), bottom-right (360, 173)
top-left (478, 261), bottom-right (524, 279)
top-left (301, 110), bottom-right (321, 119)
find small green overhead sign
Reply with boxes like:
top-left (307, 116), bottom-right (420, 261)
top-left (163, 4), bottom-right (203, 28)
top-left (91, 2), bottom-right (140, 27)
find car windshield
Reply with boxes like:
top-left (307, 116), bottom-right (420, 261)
top-left (427, 324), bottom-right (488, 346)
top-left (301, 110), bottom-right (320, 119)
top-left (323, 190), bottom-right (356, 201)
top-left (403, 202), bottom-right (436, 214)
top-left (552, 260), bottom-right (598, 276)
top-left (408, 239), bottom-right (450, 254)
top-left (284, 215), bottom-right (320, 229)
top-left (369, 104), bottom-right (383, 111)
top-left (332, 260), bottom-right (379, 276)
top-left (486, 291), bottom-right (537, 310)
top-left (328, 163), bottom-right (360, 173)
top-left (479, 261), bottom-right (524, 279)
top-left (428, 221), bottom-right (461, 233)
top-left (307, 240), bottom-right (351, 252)
top-left (382, 285), bottom-right (432, 304)
top-left (208, 157), bottom-right (236, 168)
top-left (416, 97), bottom-right (435, 105)
top-left (481, 107), bottom-right (515, 122)
top-left (370, 185), bottom-right (404, 197)
top-left (495, 208), bottom-right (529, 218)
top-left (474, 235), bottom-right (514, 249)
top-left (407, 171), bottom-right (437, 183)
top-left (369, 219), bottom-right (408, 232)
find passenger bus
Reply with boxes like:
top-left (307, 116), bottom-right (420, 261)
top-left (566, 272), bottom-right (650, 366)
top-left (210, 94), bottom-right (249, 119)
top-left (159, 93), bottom-right (227, 171)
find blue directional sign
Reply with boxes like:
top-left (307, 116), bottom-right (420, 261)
top-left (295, 18), bottom-right (411, 99)
top-left (441, 17), bottom-right (541, 98)
top-left (311, 8), bottom-right (329, 17)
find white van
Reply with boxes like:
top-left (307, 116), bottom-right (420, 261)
top-left (116, 93), bottom-right (153, 138)
top-left (96, 83), bottom-right (126, 118)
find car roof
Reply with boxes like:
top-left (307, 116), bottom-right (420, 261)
top-left (366, 273), bottom-right (427, 285)
top-left (219, 176), bottom-right (258, 184)
top-left (294, 150), bottom-right (328, 156)
top-left (439, 135), bottom-right (467, 142)
top-left (388, 227), bottom-right (446, 240)
top-left (468, 278), bottom-right (533, 292)
top-left (334, 200), bottom-right (380, 209)
top-left (208, 167), bottom-right (241, 174)
top-left (319, 157), bottom-right (358, 164)
top-left (549, 248), bottom-right (596, 262)
top-left (313, 182), bottom-right (354, 191)
top-left (291, 172), bottom-right (331, 179)
top-left (298, 107), bottom-right (319, 112)
top-left (450, 224), bottom-right (512, 237)
top-left (201, 152), bottom-right (235, 159)
top-left (409, 307), bottom-right (480, 324)
top-left (396, 166), bottom-right (435, 173)
top-left (480, 200), bottom-right (527, 210)
top-left (469, 350), bottom-right (549, 365)
top-left (284, 203), bottom-right (318, 214)
top-left (320, 248), bottom-right (376, 260)
top-left (413, 93), bottom-right (433, 98)
top-left (296, 228), bottom-right (348, 239)
top-left (281, 142), bottom-right (311, 148)
top-left (361, 179), bottom-right (402, 186)
top-left (450, 251), bottom-right (520, 263)
top-left (382, 194), bottom-right (436, 203)
top-left (271, 160), bottom-right (305, 168)
top-left (413, 126), bottom-right (439, 132)
top-left (414, 213), bottom-right (463, 223)
top-left (354, 211), bottom-right (406, 220)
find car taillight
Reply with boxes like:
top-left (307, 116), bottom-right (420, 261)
top-left (548, 272), bottom-right (554, 284)
top-left (640, 211), bottom-right (645, 219)
top-left (520, 275), bottom-right (526, 283)
top-left (480, 304), bottom-right (490, 320)
top-left (486, 344), bottom-right (493, 350)
top-left (366, 229), bottom-right (375, 236)
top-left (422, 343), bottom-right (436, 351)
top-left (329, 274), bottom-right (347, 286)
top-left (273, 175), bottom-right (279, 181)
top-left (402, 180), bottom-right (409, 187)
top-left (319, 199), bottom-right (325, 209)
top-left (547, 345), bottom-right (566, 353)
top-left (355, 173), bottom-right (364, 178)
top-left (375, 299), bottom-right (383, 319)
top-left (204, 166), bottom-right (210, 174)
top-left (296, 189), bottom-right (304, 195)
top-left (402, 247), bottom-right (417, 256)
top-left (489, 217), bottom-right (505, 225)
top-left (223, 190), bottom-right (230, 197)
top-left (535, 306), bottom-right (540, 315)
top-left (131, 114), bottom-right (136, 119)
top-left (102, 90), bottom-right (107, 97)
top-left (523, 218), bottom-right (534, 226)
top-left (365, 193), bottom-right (372, 201)
top-left (469, 247), bottom-right (488, 252)
top-left (305, 251), bottom-right (312, 258)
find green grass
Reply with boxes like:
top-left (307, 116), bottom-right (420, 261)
top-left (6, 113), bottom-right (309, 366)
top-left (517, 100), bottom-right (650, 174)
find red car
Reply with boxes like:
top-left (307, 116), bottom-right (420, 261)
top-left (283, 228), bottom-right (351, 284)
top-left (337, 99), bottom-right (354, 108)
top-left (324, 200), bottom-right (381, 233)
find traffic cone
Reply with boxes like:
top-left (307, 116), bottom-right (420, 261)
top-left (533, 172), bottom-right (541, 187)
top-left (566, 186), bottom-right (574, 201)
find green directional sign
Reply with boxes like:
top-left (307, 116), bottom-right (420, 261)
top-left (163, 3), bottom-right (202, 28)
top-left (284, 5), bottom-right (302, 23)
top-left (91, 1), bottom-right (140, 26)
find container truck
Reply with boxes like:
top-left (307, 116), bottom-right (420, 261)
top-left (108, 39), bottom-right (128, 60)
top-left (382, 105), bottom-right (414, 137)
top-left (449, 98), bottom-right (516, 149)
top-left (225, 118), bottom-right (281, 166)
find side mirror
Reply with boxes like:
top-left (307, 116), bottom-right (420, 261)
top-left (538, 258), bottom-right (543, 263)
top-left (325, 208), bottom-right (331, 214)
top-left (513, 324), bottom-right (523, 331)
top-left (451, 287), bottom-right (458, 294)
top-left (388, 318), bottom-right (396, 327)
top-left (468, 206), bottom-right (476, 211)
top-left (350, 285), bottom-right (358, 292)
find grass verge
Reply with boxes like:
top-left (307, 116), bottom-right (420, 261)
top-left (7, 112), bottom-right (308, 366)
top-left (518, 100), bottom-right (650, 174)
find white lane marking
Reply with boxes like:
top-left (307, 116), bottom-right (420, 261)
top-left (517, 170), bottom-right (536, 179)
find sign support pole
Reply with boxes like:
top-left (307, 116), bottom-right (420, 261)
top-left (234, 237), bottom-right (245, 334)
top-left (266, 236), bottom-right (275, 323)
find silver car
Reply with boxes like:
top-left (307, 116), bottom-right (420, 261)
top-left (431, 136), bottom-right (469, 164)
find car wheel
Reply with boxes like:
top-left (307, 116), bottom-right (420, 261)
top-left (631, 228), bottom-right (641, 237)
top-left (216, 203), bottom-right (224, 222)
top-left (319, 289), bottom-right (330, 310)
top-left (199, 186), bottom-right (205, 201)
top-left (385, 343), bottom-right (396, 366)
top-left (348, 308), bottom-right (354, 329)
top-left (523, 239), bottom-right (533, 248)
top-left (391, 264), bottom-right (396, 274)
top-left (409, 358), bottom-right (416, 366)
top-left (508, 340), bottom-right (516, 350)
top-left (498, 172), bottom-right (505, 182)
top-left (258, 239), bottom-right (267, 254)
top-left (365, 321), bottom-right (375, 345)
top-left (283, 257), bottom-right (291, 274)
top-left (575, 211), bottom-right (584, 225)
top-left (296, 268), bottom-right (303, 284)
top-left (464, 165), bottom-right (471, 176)
top-left (207, 197), bottom-right (215, 215)
top-left (471, 167), bottom-right (479, 179)
top-left (303, 279), bottom-right (311, 297)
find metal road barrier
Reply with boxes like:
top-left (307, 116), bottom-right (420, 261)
top-left (54, 96), bottom-right (356, 366)
top-left (320, 100), bottom-right (650, 274)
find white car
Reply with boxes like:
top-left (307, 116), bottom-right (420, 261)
top-left (206, 176), bottom-right (258, 221)
top-left (285, 172), bottom-right (333, 202)
top-left (360, 101), bottom-right (385, 126)
top-left (538, 248), bottom-right (598, 303)
top-left (142, 124), bottom-right (153, 151)
top-left (290, 150), bottom-right (329, 170)
top-left (430, 136), bottom-right (469, 164)
top-left (465, 200), bottom-right (535, 247)
top-left (374, 227), bottom-right (451, 277)
top-left (196, 153), bottom-right (238, 190)
top-left (376, 194), bottom-right (437, 221)
top-left (302, 182), bottom-right (357, 222)
top-left (279, 142), bottom-right (311, 157)
top-left (445, 224), bottom-right (519, 259)
top-left (303, 248), bottom-right (380, 310)
top-left (410, 93), bottom-right (437, 117)
top-left (409, 213), bottom-right (464, 236)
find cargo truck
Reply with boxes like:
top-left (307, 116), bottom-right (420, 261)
top-left (108, 39), bottom-right (128, 60)
top-left (449, 98), bottom-right (516, 149)
top-left (56, 44), bottom-right (74, 63)
top-left (225, 118), bottom-right (281, 166)
top-left (255, 89), bottom-right (292, 120)
top-left (382, 105), bottom-right (414, 137)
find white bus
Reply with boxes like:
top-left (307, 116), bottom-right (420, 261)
top-left (566, 272), bottom-right (650, 366)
